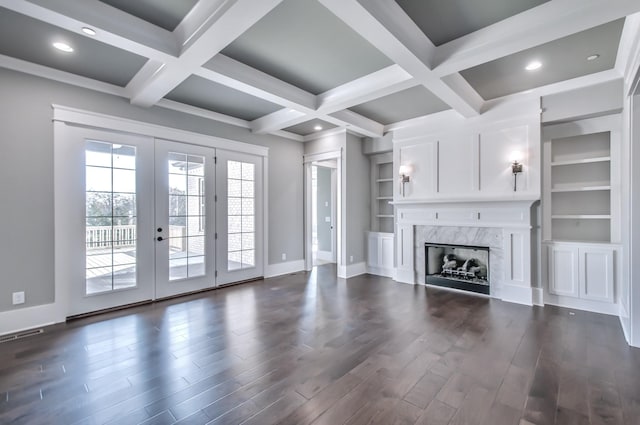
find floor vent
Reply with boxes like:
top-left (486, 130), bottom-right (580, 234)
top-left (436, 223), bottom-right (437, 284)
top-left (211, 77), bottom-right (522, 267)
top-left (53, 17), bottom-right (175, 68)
top-left (0, 328), bottom-right (44, 344)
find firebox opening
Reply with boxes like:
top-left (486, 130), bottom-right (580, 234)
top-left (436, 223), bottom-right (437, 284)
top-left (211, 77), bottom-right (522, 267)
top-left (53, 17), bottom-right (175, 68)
top-left (425, 243), bottom-right (490, 295)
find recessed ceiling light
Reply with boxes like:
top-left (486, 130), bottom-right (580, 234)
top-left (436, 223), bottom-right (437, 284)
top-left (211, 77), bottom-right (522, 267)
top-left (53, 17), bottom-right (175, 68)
top-left (587, 54), bottom-right (600, 61)
top-left (314, 125), bottom-right (323, 131)
top-left (525, 61), bottom-right (542, 71)
top-left (81, 27), bottom-right (96, 36)
top-left (53, 42), bottom-right (74, 53)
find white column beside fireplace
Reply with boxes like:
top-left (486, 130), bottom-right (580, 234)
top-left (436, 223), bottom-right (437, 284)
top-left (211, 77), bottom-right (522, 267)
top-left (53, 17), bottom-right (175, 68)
top-left (394, 198), bottom-right (539, 306)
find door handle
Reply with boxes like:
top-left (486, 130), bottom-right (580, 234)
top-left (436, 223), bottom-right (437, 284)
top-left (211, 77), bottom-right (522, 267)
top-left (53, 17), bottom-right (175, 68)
top-left (157, 236), bottom-right (164, 242)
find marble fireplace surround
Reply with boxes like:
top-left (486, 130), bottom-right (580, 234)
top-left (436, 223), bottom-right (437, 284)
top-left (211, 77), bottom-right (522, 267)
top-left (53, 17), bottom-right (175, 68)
top-left (394, 198), bottom-right (539, 306)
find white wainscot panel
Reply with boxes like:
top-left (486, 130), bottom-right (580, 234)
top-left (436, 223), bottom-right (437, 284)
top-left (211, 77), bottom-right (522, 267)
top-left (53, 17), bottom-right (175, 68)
top-left (480, 125), bottom-right (529, 193)
top-left (580, 248), bottom-right (614, 303)
top-left (399, 141), bottom-right (437, 198)
top-left (438, 134), bottom-right (477, 194)
top-left (548, 245), bottom-right (580, 297)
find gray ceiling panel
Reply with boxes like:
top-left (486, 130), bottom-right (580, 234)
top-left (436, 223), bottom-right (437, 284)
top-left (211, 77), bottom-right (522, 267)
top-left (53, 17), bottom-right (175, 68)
top-left (220, 0), bottom-right (392, 94)
top-left (0, 7), bottom-right (146, 87)
top-left (350, 86), bottom-right (450, 125)
top-left (99, 0), bottom-right (197, 31)
top-left (284, 119), bottom-right (337, 136)
top-left (396, 0), bottom-right (550, 46)
top-left (166, 75), bottom-right (282, 121)
top-left (460, 19), bottom-right (624, 100)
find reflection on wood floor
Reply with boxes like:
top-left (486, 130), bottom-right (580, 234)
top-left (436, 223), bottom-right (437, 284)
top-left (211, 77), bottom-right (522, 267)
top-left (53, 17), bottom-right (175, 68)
top-left (1, 264), bottom-right (639, 424)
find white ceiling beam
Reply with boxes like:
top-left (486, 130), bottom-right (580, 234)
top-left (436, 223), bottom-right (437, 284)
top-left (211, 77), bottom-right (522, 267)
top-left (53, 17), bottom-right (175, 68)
top-left (173, 0), bottom-right (229, 48)
top-left (251, 109), bottom-right (310, 134)
top-left (2, 0), bottom-right (178, 59)
top-left (328, 110), bottom-right (385, 138)
top-left (319, 0), bottom-right (482, 117)
top-left (316, 64), bottom-right (416, 113)
top-left (433, 0), bottom-right (640, 76)
top-left (482, 68), bottom-right (622, 112)
top-left (0, 54), bottom-right (127, 97)
top-left (200, 55), bottom-right (317, 111)
top-left (129, 0), bottom-right (284, 107)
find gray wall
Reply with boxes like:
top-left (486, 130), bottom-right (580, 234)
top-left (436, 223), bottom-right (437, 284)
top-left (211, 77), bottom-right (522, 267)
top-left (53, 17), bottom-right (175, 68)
top-left (316, 166), bottom-right (332, 252)
top-left (0, 68), bottom-right (304, 313)
top-left (345, 132), bottom-right (371, 264)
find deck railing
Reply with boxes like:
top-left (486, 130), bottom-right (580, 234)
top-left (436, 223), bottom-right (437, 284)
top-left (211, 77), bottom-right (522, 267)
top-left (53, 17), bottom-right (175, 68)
top-left (86, 225), bottom-right (187, 249)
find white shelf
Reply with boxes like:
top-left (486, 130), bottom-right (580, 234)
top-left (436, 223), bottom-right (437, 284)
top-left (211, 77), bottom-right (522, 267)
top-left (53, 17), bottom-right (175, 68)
top-left (376, 196), bottom-right (393, 200)
top-left (551, 183), bottom-right (611, 192)
top-left (376, 214), bottom-right (394, 218)
top-left (551, 215), bottom-right (611, 220)
top-left (550, 156), bottom-right (610, 166)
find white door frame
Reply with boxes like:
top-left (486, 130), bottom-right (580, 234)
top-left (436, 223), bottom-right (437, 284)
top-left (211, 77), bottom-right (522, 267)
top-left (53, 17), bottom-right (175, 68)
top-left (53, 106), bottom-right (269, 318)
top-left (303, 150), bottom-right (343, 273)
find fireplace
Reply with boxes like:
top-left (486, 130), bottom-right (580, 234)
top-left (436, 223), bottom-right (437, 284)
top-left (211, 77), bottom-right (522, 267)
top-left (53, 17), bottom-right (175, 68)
top-left (425, 243), bottom-right (490, 295)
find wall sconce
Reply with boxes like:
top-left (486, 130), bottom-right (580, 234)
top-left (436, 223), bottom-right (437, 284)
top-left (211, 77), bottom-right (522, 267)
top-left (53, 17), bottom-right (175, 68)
top-left (399, 164), bottom-right (412, 197)
top-left (510, 151), bottom-right (523, 192)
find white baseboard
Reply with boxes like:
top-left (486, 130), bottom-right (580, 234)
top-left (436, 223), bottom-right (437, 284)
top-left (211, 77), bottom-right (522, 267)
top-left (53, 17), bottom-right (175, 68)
top-left (366, 265), bottom-right (395, 278)
top-left (265, 260), bottom-right (305, 278)
top-left (394, 268), bottom-right (414, 284)
top-left (338, 262), bottom-right (367, 279)
top-left (316, 250), bottom-right (334, 262)
top-left (0, 302), bottom-right (64, 336)
top-left (619, 303), bottom-right (632, 346)
top-left (532, 287), bottom-right (544, 306)
top-left (501, 284), bottom-right (534, 306)
top-left (544, 293), bottom-right (619, 316)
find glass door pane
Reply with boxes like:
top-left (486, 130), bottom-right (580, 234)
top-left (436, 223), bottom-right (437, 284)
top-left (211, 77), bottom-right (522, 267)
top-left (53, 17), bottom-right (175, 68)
top-left (216, 150), bottom-right (263, 285)
top-left (85, 141), bottom-right (137, 294)
top-left (155, 140), bottom-right (215, 299)
top-left (60, 125), bottom-right (154, 317)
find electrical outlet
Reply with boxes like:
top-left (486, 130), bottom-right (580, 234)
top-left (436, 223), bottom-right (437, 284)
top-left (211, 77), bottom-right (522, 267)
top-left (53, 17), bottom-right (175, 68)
top-left (12, 291), bottom-right (25, 305)
top-left (349, 255), bottom-right (354, 263)
top-left (281, 253), bottom-right (286, 261)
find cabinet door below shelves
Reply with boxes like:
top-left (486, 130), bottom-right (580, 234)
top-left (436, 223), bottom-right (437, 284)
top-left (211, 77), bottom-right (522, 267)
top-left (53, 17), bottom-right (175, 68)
top-left (580, 248), bottom-right (614, 303)
top-left (548, 245), bottom-right (579, 297)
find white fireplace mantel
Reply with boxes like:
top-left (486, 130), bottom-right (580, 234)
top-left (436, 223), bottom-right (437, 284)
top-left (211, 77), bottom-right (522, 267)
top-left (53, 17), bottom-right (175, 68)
top-left (394, 197), bottom-right (540, 306)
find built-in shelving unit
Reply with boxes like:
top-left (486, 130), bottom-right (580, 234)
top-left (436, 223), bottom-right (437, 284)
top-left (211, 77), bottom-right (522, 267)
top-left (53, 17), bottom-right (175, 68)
top-left (370, 153), bottom-right (394, 233)
top-left (543, 126), bottom-right (619, 243)
top-left (542, 114), bottom-right (621, 313)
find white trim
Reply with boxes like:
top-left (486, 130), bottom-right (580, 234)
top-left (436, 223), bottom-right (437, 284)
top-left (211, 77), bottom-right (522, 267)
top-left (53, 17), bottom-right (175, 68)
top-left (0, 303), bottom-right (64, 337)
top-left (271, 130), bottom-right (305, 142)
top-left (0, 54), bottom-right (127, 97)
top-left (264, 260), bottom-right (305, 278)
top-left (52, 105), bottom-right (269, 157)
top-left (367, 265), bottom-right (395, 279)
top-left (303, 149), bottom-right (342, 164)
top-left (501, 284), bottom-right (534, 306)
top-left (544, 296), bottom-right (619, 316)
top-left (619, 302), bottom-right (632, 345)
top-left (338, 262), bottom-right (367, 279)
top-left (303, 128), bottom-right (347, 143)
top-left (532, 287), bottom-right (544, 306)
top-left (157, 98), bottom-right (250, 129)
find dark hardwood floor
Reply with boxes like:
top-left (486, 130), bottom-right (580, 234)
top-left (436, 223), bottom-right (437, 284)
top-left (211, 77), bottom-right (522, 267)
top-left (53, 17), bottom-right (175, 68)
top-left (1, 265), bottom-right (639, 425)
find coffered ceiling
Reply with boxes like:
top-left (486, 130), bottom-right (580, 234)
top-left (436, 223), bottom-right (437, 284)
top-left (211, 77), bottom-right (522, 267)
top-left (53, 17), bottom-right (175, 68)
top-left (0, 0), bottom-right (638, 142)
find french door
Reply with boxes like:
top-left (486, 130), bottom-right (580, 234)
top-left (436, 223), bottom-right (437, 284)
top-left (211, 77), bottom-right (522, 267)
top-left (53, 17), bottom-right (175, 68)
top-left (216, 150), bottom-right (264, 285)
top-left (65, 127), bottom-right (155, 316)
top-left (61, 126), bottom-right (264, 316)
top-left (154, 140), bottom-right (216, 298)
